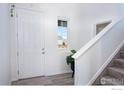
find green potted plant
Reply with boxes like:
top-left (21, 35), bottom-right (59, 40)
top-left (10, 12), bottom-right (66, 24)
top-left (66, 50), bottom-right (76, 78)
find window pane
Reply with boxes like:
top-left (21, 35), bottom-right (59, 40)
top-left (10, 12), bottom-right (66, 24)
top-left (63, 21), bottom-right (67, 27)
top-left (58, 20), bottom-right (62, 26)
top-left (58, 20), bottom-right (67, 27)
top-left (58, 27), bottom-right (67, 39)
top-left (57, 20), bottom-right (68, 48)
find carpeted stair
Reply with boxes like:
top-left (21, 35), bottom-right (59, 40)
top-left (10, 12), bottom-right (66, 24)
top-left (93, 47), bottom-right (124, 85)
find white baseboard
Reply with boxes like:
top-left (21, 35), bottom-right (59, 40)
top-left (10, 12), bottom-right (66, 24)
top-left (88, 40), bottom-right (124, 85)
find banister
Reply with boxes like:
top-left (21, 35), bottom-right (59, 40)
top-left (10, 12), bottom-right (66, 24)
top-left (72, 19), bottom-right (121, 60)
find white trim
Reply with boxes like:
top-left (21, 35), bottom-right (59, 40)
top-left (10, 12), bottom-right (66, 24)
top-left (74, 59), bottom-right (78, 85)
top-left (72, 19), bottom-right (121, 59)
top-left (87, 40), bottom-right (124, 85)
top-left (10, 4), bottom-right (19, 81)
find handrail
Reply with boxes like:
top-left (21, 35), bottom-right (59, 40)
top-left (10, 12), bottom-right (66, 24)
top-left (72, 19), bottom-right (121, 59)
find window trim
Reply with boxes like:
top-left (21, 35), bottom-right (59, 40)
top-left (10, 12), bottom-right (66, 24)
top-left (57, 17), bottom-right (70, 50)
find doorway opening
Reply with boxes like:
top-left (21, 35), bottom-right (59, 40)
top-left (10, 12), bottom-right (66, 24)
top-left (95, 20), bottom-right (112, 35)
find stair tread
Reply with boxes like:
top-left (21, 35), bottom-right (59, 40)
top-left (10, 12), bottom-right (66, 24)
top-left (101, 75), bottom-right (123, 85)
top-left (108, 66), bottom-right (124, 74)
top-left (120, 51), bottom-right (124, 58)
top-left (120, 51), bottom-right (124, 53)
top-left (114, 58), bottom-right (124, 62)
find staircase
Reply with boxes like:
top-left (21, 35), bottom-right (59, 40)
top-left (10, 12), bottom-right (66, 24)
top-left (93, 46), bottom-right (124, 85)
top-left (73, 19), bottom-right (124, 85)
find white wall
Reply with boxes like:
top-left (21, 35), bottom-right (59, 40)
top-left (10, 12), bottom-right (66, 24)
top-left (78, 4), bottom-right (124, 48)
top-left (38, 4), bottom-right (81, 76)
top-left (11, 3), bottom-right (124, 81)
top-left (0, 4), bottom-right (11, 85)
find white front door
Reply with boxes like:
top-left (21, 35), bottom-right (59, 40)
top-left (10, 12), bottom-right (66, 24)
top-left (17, 8), bottom-right (45, 79)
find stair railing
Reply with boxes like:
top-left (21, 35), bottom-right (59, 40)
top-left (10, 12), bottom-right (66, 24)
top-left (72, 18), bottom-right (124, 85)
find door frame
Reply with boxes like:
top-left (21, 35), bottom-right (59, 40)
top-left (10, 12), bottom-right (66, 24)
top-left (10, 5), bottom-right (46, 81)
